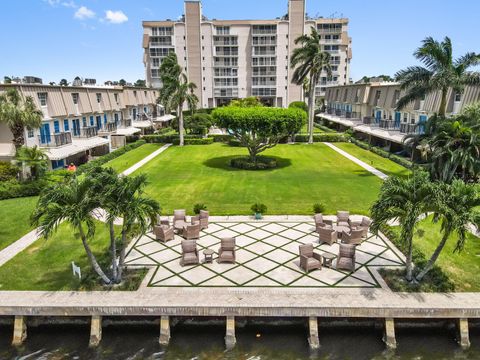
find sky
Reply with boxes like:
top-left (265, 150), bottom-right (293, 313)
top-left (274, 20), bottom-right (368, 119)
top-left (0, 0), bottom-right (479, 84)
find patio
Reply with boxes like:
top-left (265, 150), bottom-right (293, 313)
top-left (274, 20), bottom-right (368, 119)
top-left (125, 216), bottom-right (405, 289)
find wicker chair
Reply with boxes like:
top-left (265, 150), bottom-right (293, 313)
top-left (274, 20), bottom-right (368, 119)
top-left (299, 244), bottom-right (322, 273)
top-left (173, 209), bottom-right (187, 227)
top-left (191, 210), bottom-right (209, 230)
top-left (355, 217), bottom-right (372, 237)
top-left (218, 237), bottom-right (236, 263)
top-left (154, 224), bottom-right (174, 243)
top-left (337, 243), bottom-right (356, 272)
top-left (342, 228), bottom-right (364, 245)
top-left (318, 226), bottom-right (337, 245)
top-left (337, 211), bottom-right (350, 227)
top-left (180, 240), bottom-right (199, 266)
top-left (314, 213), bottom-right (333, 232)
top-left (156, 214), bottom-right (170, 227)
top-left (182, 223), bottom-right (201, 240)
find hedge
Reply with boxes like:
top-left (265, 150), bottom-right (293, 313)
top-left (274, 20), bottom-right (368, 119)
top-left (294, 133), bottom-right (349, 143)
top-left (77, 140), bottom-right (146, 174)
top-left (230, 156), bottom-right (277, 170)
top-left (211, 134), bottom-right (233, 143)
top-left (143, 134), bottom-right (204, 143)
top-left (349, 138), bottom-right (412, 168)
top-left (172, 137), bottom-right (214, 145)
top-left (0, 179), bottom-right (46, 200)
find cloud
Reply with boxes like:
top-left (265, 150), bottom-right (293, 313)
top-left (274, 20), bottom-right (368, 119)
top-left (74, 6), bottom-right (95, 20)
top-left (44, 0), bottom-right (77, 8)
top-left (104, 10), bottom-right (128, 24)
top-left (61, 1), bottom-right (77, 8)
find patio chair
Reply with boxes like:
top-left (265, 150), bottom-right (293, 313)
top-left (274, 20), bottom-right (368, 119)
top-left (180, 240), bottom-right (199, 266)
top-left (337, 243), bottom-right (356, 272)
top-left (156, 214), bottom-right (170, 227)
top-left (217, 237), bottom-right (236, 263)
top-left (299, 243), bottom-right (322, 273)
top-left (341, 228), bottom-right (364, 245)
top-left (173, 209), bottom-right (187, 227)
top-left (355, 217), bottom-right (372, 237)
top-left (191, 210), bottom-right (209, 230)
top-left (318, 226), bottom-right (337, 245)
top-left (154, 224), bottom-right (174, 243)
top-left (336, 211), bottom-right (350, 227)
top-left (182, 223), bottom-right (201, 240)
top-left (314, 213), bottom-right (333, 232)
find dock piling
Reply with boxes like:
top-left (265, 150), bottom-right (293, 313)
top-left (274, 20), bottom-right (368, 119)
top-left (457, 318), bottom-right (470, 349)
top-left (89, 315), bottom-right (102, 347)
top-left (12, 315), bottom-right (27, 346)
top-left (225, 316), bottom-right (236, 350)
top-left (308, 316), bottom-right (320, 349)
top-left (383, 318), bottom-right (396, 349)
top-left (159, 315), bottom-right (170, 346)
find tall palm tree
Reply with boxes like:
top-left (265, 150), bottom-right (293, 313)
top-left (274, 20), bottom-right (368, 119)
top-left (158, 52), bottom-right (199, 146)
top-left (31, 175), bottom-right (112, 284)
top-left (370, 171), bottom-right (436, 282)
top-left (395, 36), bottom-right (480, 117)
top-left (291, 27), bottom-right (332, 144)
top-left (0, 88), bottom-right (43, 148)
top-left (15, 145), bottom-right (48, 180)
top-left (415, 180), bottom-right (480, 281)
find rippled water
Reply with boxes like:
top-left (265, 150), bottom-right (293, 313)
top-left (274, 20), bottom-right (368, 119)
top-left (0, 322), bottom-right (479, 359)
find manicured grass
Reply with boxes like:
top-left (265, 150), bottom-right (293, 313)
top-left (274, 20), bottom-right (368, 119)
top-left (0, 221), bottom-right (119, 291)
top-left (0, 196), bottom-right (38, 251)
top-left (140, 142), bottom-right (385, 215)
top-left (334, 142), bottom-right (411, 178)
top-left (299, 123), bottom-right (324, 133)
top-left (103, 143), bottom-right (162, 173)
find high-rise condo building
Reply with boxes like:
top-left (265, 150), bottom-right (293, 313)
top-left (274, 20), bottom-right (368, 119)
top-left (142, 0), bottom-right (351, 108)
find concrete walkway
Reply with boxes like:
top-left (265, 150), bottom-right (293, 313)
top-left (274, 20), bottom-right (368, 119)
top-left (0, 143), bottom-right (172, 268)
top-left (324, 142), bottom-right (389, 180)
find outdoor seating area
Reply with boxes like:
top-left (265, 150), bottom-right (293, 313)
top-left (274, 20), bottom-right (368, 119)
top-left (125, 213), bottom-right (406, 288)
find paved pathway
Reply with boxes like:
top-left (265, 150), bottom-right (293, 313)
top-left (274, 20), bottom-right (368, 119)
top-left (0, 143), bottom-right (172, 268)
top-left (324, 142), bottom-right (389, 180)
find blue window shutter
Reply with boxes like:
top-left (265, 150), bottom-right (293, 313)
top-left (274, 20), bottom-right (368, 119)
top-left (54, 120), bottom-right (60, 133)
top-left (104, 114), bottom-right (107, 124)
top-left (90, 116), bottom-right (94, 126)
top-left (64, 119), bottom-right (69, 131)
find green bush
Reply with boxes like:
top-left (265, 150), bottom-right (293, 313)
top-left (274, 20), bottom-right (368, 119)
top-left (211, 134), bottom-right (233, 143)
top-left (349, 138), bottom-right (413, 168)
top-left (230, 156), bottom-right (277, 170)
top-left (313, 203), bottom-right (325, 214)
top-left (294, 133), bottom-right (348, 142)
top-left (184, 113), bottom-right (214, 135)
top-left (289, 101), bottom-right (308, 113)
top-left (251, 203), bottom-right (267, 214)
top-left (77, 140), bottom-right (146, 174)
top-left (193, 203), bottom-right (207, 214)
top-left (0, 161), bottom-right (18, 181)
top-left (172, 137), bottom-right (214, 145)
top-left (143, 134), bottom-right (203, 143)
top-left (126, 135), bottom-right (140, 143)
top-left (0, 179), bottom-right (46, 200)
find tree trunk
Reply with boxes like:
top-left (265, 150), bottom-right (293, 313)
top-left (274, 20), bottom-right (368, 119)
top-left (439, 88), bottom-right (448, 117)
top-left (307, 75), bottom-right (316, 144)
top-left (78, 224), bottom-right (111, 284)
top-left (109, 221), bottom-right (117, 282)
top-left (405, 239), bottom-right (414, 282)
top-left (116, 229), bottom-right (128, 283)
top-left (9, 123), bottom-right (26, 149)
top-left (415, 231), bottom-right (449, 282)
top-left (178, 105), bottom-right (184, 146)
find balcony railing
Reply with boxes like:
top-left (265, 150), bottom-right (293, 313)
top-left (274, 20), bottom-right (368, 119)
top-left (75, 126), bottom-right (98, 138)
top-left (379, 120), bottom-right (399, 130)
top-left (39, 131), bottom-right (72, 147)
top-left (100, 122), bottom-right (118, 133)
top-left (121, 119), bottom-right (132, 128)
top-left (400, 123), bottom-right (418, 134)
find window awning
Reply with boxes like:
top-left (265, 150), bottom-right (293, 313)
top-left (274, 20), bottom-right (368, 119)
top-left (153, 114), bottom-right (176, 122)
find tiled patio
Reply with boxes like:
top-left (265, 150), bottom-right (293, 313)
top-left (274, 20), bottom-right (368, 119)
top-left (125, 218), bottom-right (405, 288)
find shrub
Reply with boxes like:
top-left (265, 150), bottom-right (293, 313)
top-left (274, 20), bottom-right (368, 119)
top-left (0, 179), bottom-right (46, 200)
top-left (251, 203), bottom-right (267, 214)
top-left (172, 137), bottom-right (214, 145)
top-left (349, 138), bottom-right (413, 168)
top-left (313, 203), bottom-right (325, 214)
top-left (0, 161), bottom-right (18, 181)
top-left (126, 135), bottom-right (140, 143)
top-left (211, 134), bottom-right (233, 143)
top-left (184, 113), bottom-right (214, 135)
top-left (294, 133), bottom-right (348, 142)
top-left (289, 101), bottom-right (308, 113)
top-left (193, 203), bottom-right (207, 214)
top-left (228, 139), bottom-right (242, 147)
top-left (143, 134), bottom-right (203, 143)
top-left (231, 156), bottom-right (277, 170)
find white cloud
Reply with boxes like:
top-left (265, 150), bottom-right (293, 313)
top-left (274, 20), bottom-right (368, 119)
top-left (44, 0), bottom-right (77, 7)
top-left (74, 6), bottom-right (95, 20)
top-left (61, 1), bottom-right (77, 8)
top-left (104, 10), bottom-right (128, 24)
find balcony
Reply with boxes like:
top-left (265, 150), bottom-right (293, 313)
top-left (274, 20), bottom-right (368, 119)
top-left (38, 131), bottom-right (72, 147)
top-left (400, 123), bottom-right (418, 134)
top-left (75, 126), bottom-right (99, 138)
top-left (120, 119), bottom-right (132, 128)
top-left (379, 120), bottom-right (399, 130)
top-left (100, 122), bottom-right (118, 133)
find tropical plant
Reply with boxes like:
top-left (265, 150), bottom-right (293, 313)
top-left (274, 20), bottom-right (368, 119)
top-left (291, 27), bottom-right (332, 144)
top-left (119, 79), bottom-right (127, 86)
top-left (313, 203), bottom-right (325, 214)
top-left (229, 97), bottom-right (263, 108)
top-left (289, 101), bottom-right (308, 113)
top-left (395, 36), bottom-right (480, 117)
top-left (134, 79), bottom-right (146, 87)
top-left (370, 171), bottom-right (436, 282)
top-left (15, 145), bottom-right (48, 180)
top-left (251, 203), bottom-right (267, 215)
top-left (415, 180), bottom-right (480, 282)
top-left (59, 79), bottom-right (69, 86)
top-left (0, 161), bottom-right (18, 181)
top-left (0, 88), bottom-right (43, 148)
top-left (158, 52), bottom-right (199, 146)
top-left (212, 106), bottom-right (305, 162)
top-left (193, 203), bottom-right (207, 214)
top-left (31, 175), bottom-right (112, 284)
top-left (184, 113), bottom-right (213, 135)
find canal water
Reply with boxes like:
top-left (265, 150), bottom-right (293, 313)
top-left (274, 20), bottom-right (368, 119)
top-left (1, 322), bottom-right (479, 359)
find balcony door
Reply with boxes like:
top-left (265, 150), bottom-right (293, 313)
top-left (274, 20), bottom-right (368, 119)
top-left (96, 116), bottom-right (102, 130)
top-left (40, 123), bottom-right (51, 144)
top-left (418, 115), bottom-right (428, 134)
top-left (375, 110), bottom-right (382, 123)
top-left (72, 119), bottom-right (80, 136)
top-left (394, 112), bottom-right (401, 128)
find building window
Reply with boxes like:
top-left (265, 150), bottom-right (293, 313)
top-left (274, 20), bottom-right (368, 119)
top-left (27, 129), bottom-right (34, 138)
top-left (64, 119), bottom-right (69, 131)
top-left (38, 93), bottom-right (47, 106)
top-left (72, 93), bottom-right (79, 105)
top-left (133, 91), bottom-right (137, 98)
top-left (82, 117), bottom-right (87, 127)
top-left (96, 93), bottom-right (102, 103)
top-left (114, 93), bottom-right (119, 104)
top-left (455, 93), bottom-right (462, 102)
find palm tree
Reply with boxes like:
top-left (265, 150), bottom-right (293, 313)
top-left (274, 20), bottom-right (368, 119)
top-left (15, 145), bottom-right (48, 180)
top-left (158, 52), bottom-right (198, 146)
top-left (291, 28), bottom-right (332, 144)
top-left (0, 88), bottom-right (43, 148)
top-left (415, 180), bottom-right (480, 281)
top-left (370, 171), bottom-right (436, 282)
top-left (31, 175), bottom-right (112, 284)
top-left (395, 36), bottom-right (480, 117)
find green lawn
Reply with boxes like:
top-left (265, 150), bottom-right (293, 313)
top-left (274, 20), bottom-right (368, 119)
top-left (103, 143), bottom-right (162, 173)
top-left (0, 196), bottom-right (38, 251)
top-left (140, 142), bottom-right (386, 215)
top-left (406, 216), bottom-right (480, 291)
top-left (299, 123), bottom-right (324, 133)
top-left (0, 221), bottom-right (113, 290)
top-left (334, 142), bottom-right (411, 178)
